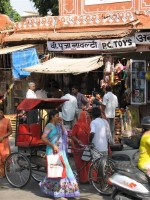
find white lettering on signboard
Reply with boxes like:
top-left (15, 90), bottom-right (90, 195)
top-left (85, 0), bottom-right (131, 6)
top-left (135, 32), bottom-right (150, 44)
top-left (100, 37), bottom-right (135, 50)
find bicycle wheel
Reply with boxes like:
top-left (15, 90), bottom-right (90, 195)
top-left (30, 155), bottom-right (47, 182)
top-left (31, 165), bottom-right (46, 182)
top-left (89, 157), bottom-right (114, 195)
top-left (5, 152), bottom-right (31, 188)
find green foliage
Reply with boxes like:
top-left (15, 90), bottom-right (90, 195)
top-left (31, 0), bottom-right (59, 16)
top-left (0, 0), bottom-right (20, 22)
top-left (7, 10), bottom-right (21, 22)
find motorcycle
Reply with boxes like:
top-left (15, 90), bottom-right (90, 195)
top-left (107, 116), bottom-right (150, 200)
top-left (98, 148), bottom-right (150, 199)
top-left (109, 161), bottom-right (150, 200)
top-left (96, 143), bottom-right (139, 196)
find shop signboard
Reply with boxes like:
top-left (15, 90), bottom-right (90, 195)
top-left (85, 0), bottom-right (131, 5)
top-left (47, 37), bottom-right (135, 52)
top-left (100, 36), bottom-right (135, 50)
top-left (135, 32), bottom-right (150, 44)
top-left (47, 40), bottom-right (100, 51)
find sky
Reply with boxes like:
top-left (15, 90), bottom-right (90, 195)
top-left (10, 0), bottom-right (37, 16)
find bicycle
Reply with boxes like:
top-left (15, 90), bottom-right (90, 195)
top-left (69, 143), bottom-right (113, 196)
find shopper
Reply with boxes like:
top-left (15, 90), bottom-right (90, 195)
top-left (26, 82), bottom-right (37, 99)
top-left (61, 88), bottom-right (78, 129)
top-left (102, 86), bottom-right (118, 143)
top-left (89, 107), bottom-right (113, 156)
top-left (72, 110), bottom-right (91, 184)
top-left (92, 92), bottom-right (101, 108)
top-left (40, 109), bottom-right (80, 199)
top-left (72, 85), bottom-right (89, 119)
top-left (26, 82), bottom-right (38, 124)
top-left (92, 92), bottom-right (107, 120)
top-left (0, 109), bottom-right (12, 178)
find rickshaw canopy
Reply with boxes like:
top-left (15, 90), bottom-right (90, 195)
top-left (17, 98), bottom-right (68, 111)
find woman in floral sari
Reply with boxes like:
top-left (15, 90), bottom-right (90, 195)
top-left (40, 109), bottom-right (80, 199)
top-left (0, 109), bottom-right (12, 178)
top-left (71, 111), bottom-right (91, 184)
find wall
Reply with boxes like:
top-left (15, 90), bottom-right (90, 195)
top-left (59, 0), bottom-right (150, 30)
top-left (59, 0), bottom-right (150, 16)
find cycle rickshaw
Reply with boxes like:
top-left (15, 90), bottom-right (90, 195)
top-left (4, 98), bottom-right (67, 188)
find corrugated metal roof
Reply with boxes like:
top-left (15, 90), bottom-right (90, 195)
top-left (0, 44), bottom-right (35, 54)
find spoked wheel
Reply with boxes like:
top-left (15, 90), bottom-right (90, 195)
top-left (30, 155), bottom-right (46, 182)
top-left (89, 157), bottom-right (114, 195)
top-left (31, 165), bottom-right (46, 182)
top-left (5, 152), bottom-right (31, 188)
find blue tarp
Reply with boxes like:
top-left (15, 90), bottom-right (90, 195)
top-left (12, 48), bottom-right (39, 79)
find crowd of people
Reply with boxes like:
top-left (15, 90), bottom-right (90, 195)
top-left (2, 81), bottom-right (150, 200)
top-left (23, 81), bottom-right (118, 199)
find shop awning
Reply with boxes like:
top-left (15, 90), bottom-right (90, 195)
top-left (3, 29), bottom-right (132, 43)
top-left (0, 44), bottom-right (35, 54)
top-left (22, 55), bottom-right (103, 74)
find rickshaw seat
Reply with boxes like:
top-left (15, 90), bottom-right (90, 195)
top-left (16, 123), bottom-right (45, 147)
top-left (16, 124), bottom-right (31, 146)
top-left (29, 123), bottom-right (45, 145)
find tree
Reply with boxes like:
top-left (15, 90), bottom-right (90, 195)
top-left (31, 0), bottom-right (59, 16)
top-left (0, 0), bottom-right (20, 22)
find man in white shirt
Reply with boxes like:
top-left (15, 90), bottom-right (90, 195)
top-left (26, 82), bottom-right (38, 124)
top-left (26, 82), bottom-right (37, 99)
top-left (61, 88), bottom-right (78, 129)
top-left (102, 86), bottom-right (118, 143)
top-left (89, 107), bottom-right (113, 155)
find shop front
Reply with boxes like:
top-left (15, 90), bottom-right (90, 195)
top-left (14, 32), bottom-right (147, 143)
top-left (0, 0), bottom-right (149, 142)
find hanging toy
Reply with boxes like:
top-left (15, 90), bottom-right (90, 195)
top-left (110, 72), bottom-right (114, 85)
top-left (115, 60), bottom-right (124, 74)
top-left (104, 55), bottom-right (113, 73)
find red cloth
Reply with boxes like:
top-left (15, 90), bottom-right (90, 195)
top-left (72, 111), bottom-right (91, 183)
top-left (0, 118), bottom-right (11, 177)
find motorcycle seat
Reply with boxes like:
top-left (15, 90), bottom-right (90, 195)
top-left (114, 164), bottom-right (148, 184)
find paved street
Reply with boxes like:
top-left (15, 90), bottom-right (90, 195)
top-left (0, 136), bottom-right (111, 200)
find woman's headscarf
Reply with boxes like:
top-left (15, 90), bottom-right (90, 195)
top-left (75, 111), bottom-right (91, 134)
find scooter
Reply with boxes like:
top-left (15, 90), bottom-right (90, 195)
top-left (98, 148), bottom-right (150, 199)
top-left (108, 116), bottom-right (150, 200)
top-left (96, 143), bottom-right (140, 196)
top-left (109, 163), bottom-right (150, 200)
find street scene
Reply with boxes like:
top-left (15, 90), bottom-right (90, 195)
top-left (0, 137), bottom-right (111, 200)
top-left (0, 1), bottom-right (150, 200)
